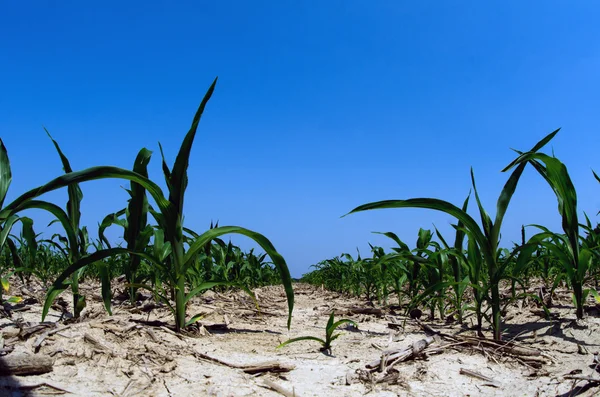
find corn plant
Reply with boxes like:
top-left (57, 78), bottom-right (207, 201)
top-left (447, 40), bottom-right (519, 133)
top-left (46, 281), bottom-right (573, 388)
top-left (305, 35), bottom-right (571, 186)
top-left (40, 131), bottom-right (97, 318)
top-left (277, 311), bottom-right (357, 354)
top-left (18, 78), bottom-right (295, 331)
top-left (97, 148), bottom-right (153, 304)
top-left (422, 242), bottom-right (449, 320)
top-left (304, 253), bottom-right (365, 297)
top-left (376, 228), bottom-right (433, 302)
top-left (581, 214), bottom-right (600, 289)
top-left (345, 130), bottom-right (559, 340)
top-left (504, 146), bottom-right (594, 319)
top-left (435, 194), bottom-right (470, 323)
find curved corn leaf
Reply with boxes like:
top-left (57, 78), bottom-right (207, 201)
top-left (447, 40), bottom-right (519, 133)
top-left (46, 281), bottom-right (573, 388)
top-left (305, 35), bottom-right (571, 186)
top-left (14, 200), bottom-right (78, 254)
top-left (586, 289), bottom-right (600, 304)
top-left (277, 336), bottom-right (326, 349)
top-left (184, 281), bottom-right (231, 304)
top-left (0, 166), bottom-right (172, 222)
top-left (185, 225), bottom-right (294, 329)
top-left (0, 215), bottom-right (20, 253)
top-left (345, 198), bottom-right (492, 264)
top-left (326, 319), bottom-right (357, 342)
top-left (45, 129), bottom-right (83, 234)
top-left (0, 139), bottom-right (11, 209)
top-left (374, 231), bottom-right (410, 252)
top-left (501, 128), bottom-right (560, 172)
top-left (98, 209), bottom-right (127, 248)
top-left (185, 313), bottom-right (206, 327)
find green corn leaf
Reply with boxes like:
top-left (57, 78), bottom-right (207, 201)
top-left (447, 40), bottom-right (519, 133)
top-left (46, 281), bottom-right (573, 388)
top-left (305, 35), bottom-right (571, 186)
top-left (0, 139), bottom-right (12, 209)
top-left (327, 319), bottom-right (358, 341)
top-left (1, 277), bottom-right (9, 293)
top-left (19, 216), bottom-right (39, 263)
top-left (184, 281), bottom-right (231, 304)
top-left (14, 200), bottom-right (78, 254)
top-left (97, 262), bottom-right (112, 315)
top-left (373, 231), bottom-right (410, 252)
top-left (325, 311), bottom-right (335, 338)
top-left (0, 215), bottom-right (20, 254)
top-left (98, 209), bottom-right (127, 249)
top-left (157, 143), bottom-right (173, 192)
top-left (276, 336), bottom-right (326, 349)
top-left (185, 313), bottom-right (206, 327)
top-left (126, 148), bottom-right (151, 252)
top-left (492, 162), bottom-right (528, 246)
top-left (6, 296), bottom-right (22, 304)
top-left (169, 77), bottom-right (217, 215)
top-left (501, 128), bottom-right (560, 172)
top-left (45, 129), bottom-right (83, 233)
top-left (345, 198), bottom-right (492, 265)
top-left (577, 248), bottom-right (592, 281)
top-left (470, 169), bottom-right (493, 239)
top-left (0, 165), bottom-right (173, 222)
top-left (586, 289), bottom-right (600, 303)
top-left (454, 192), bottom-right (471, 250)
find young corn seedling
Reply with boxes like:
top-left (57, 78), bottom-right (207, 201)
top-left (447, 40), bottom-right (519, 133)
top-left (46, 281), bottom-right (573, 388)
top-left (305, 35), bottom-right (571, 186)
top-left (435, 193), bottom-right (471, 323)
top-left (277, 311), bottom-right (357, 355)
top-left (345, 129), bottom-right (559, 340)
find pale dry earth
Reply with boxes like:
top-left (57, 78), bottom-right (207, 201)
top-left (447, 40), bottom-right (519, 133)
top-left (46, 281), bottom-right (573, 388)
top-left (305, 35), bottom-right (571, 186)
top-left (0, 280), bottom-right (599, 397)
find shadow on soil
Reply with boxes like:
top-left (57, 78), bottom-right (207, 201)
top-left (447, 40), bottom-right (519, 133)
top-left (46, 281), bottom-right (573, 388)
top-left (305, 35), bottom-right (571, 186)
top-left (504, 318), bottom-right (600, 347)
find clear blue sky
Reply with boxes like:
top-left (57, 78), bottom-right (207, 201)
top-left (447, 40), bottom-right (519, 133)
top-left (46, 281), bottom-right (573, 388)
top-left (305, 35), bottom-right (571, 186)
top-left (1, 1), bottom-right (599, 277)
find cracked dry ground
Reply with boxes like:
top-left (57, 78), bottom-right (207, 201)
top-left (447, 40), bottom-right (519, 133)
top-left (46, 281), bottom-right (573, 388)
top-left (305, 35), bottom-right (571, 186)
top-left (0, 281), bottom-right (599, 396)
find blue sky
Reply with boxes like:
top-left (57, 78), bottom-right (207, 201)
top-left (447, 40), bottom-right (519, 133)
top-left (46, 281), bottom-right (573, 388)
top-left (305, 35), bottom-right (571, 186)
top-left (1, 1), bottom-right (599, 277)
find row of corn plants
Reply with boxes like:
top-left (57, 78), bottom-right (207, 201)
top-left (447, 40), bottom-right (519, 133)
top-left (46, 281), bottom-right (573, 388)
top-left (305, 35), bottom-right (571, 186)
top-left (303, 129), bottom-right (600, 341)
top-left (0, 78), bottom-right (295, 331)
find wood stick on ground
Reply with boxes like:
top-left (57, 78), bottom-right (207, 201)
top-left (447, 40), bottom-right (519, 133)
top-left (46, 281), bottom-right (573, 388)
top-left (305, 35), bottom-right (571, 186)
top-left (83, 333), bottom-right (113, 354)
top-left (18, 322), bottom-right (56, 340)
top-left (459, 368), bottom-right (495, 382)
top-left (366, 336), bottom-right (435, 372)
top-left (0, 352), bottom-right (54, 375)
top-left (242, 361), bottom-right (296, 375)
top-left (194, 352), bottom-right (295, 374)
top-left (144, 327), bottom-right (159, 343)
top-left (261, 379), bottom-right (298, 397)
top-left (415, 319), bottom-right (542, 359)
top-left (33, 325), bottom-right (70, 352)
top-left (347, 307), bottom-right (383, 316)
top-left (459, 368), bottom-right (500, 388)
top-left (564, 375), bottom-right (600, 383)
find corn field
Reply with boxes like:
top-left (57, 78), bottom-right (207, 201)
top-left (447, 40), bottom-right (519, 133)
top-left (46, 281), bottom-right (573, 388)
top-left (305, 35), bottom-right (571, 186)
top-left (1, 81), bottom-right (599, 346)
